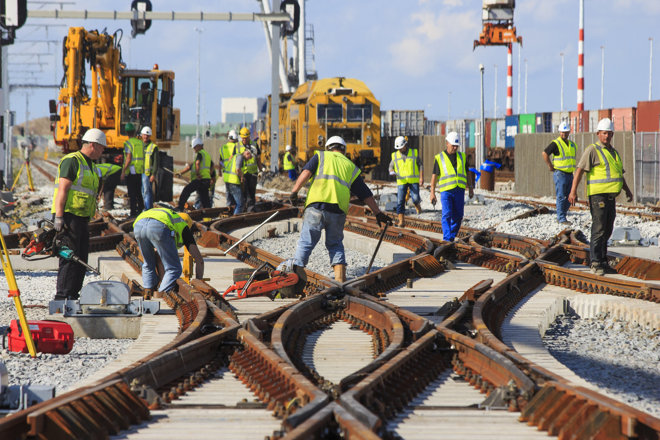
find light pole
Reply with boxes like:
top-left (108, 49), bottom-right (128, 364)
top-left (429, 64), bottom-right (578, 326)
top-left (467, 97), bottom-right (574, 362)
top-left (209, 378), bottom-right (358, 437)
top-left (194, 27), bottom-right (204, 138)
top-left (560, 52), bottom-right (565, 112)
top-left (479, 64), bottom-right (485, 169)
top-left (649, 37), bottom-right (654, 101)
top-left (524, 58), bottom-right (528, 113)
top-left (493, 64), bottom-right (498, 118)
top-left (600, 46), bottom-right (605, 109)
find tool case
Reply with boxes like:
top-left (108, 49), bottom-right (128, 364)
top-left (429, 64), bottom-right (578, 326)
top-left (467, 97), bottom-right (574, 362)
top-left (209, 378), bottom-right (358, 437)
top-left (5, 320), bottom-right (74, 354)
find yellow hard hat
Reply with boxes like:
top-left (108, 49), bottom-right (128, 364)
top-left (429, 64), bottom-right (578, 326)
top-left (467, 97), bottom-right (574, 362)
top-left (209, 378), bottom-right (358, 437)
top-left (239, 127), bottom-right (250, 138)
top-left (178, 212), bottom-right (193, 228)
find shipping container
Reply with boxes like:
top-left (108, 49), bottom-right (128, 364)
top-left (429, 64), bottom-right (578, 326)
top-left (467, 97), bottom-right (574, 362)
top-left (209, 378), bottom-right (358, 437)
top-left (569, 110), bottom-right (589, 132)
top-left (598, 109), bottom-right (612, 121)
top-left (611, 107), bottom-right (636, 131)
top-left (636, 100), bottom-right (660, 131)
top-left (551, 111), bottom-right (569, 132)
top-left (519, 113), bottom-right (536, 134)
top-left (382, 110), bottom-right (425, 136)
top-left (440, 122), bottom-right (446, 136)
top-left (505, 115), bottom-right (518, 148)
top-left (468, 120), bottom-right (476, 148)
top-left (588, 110), bottom-right (600, 132)
top-left (496, 119), bottom-right (505, 147)
top-left (535, 112), bottom-right (552, 133)
top-left (489, 120), bottom-right (498, 147)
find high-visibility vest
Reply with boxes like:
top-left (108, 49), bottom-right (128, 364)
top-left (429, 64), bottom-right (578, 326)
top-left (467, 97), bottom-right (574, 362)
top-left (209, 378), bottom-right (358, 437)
top-left (434, 151), bottom-right (467, 192)
top-left (586, 143), bottom-right (623, 196)
top-left (51, 151), bottom-right (101, 218)
top-left (552, 137), bottom-right (576, 173)
top-left (391, 149), bottom-right (420, 185)
top-left (191, 149), bottom-right (212, 180)
top-left (96, 163), bottom-right (121, 178)
top-left (134, 208), bottom-right (188, 248)
top-left (220, 142), bottom-right (236, 172)
top-left (224, 154), bottom-right (241, 185)
top-left (243, 155), bottom-right (259, 174)
top-left (124, 137), bottom-right (145, 174)
top-left (144, 142), bottom-right (158, 176)
top-left (305, 150), bottom-right (360, 214)
top-left (283, 152), bottom-right (295, 171)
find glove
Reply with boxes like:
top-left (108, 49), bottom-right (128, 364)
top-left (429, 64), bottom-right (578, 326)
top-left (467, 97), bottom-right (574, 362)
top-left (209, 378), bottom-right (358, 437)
top-left (375, 212), bottom-right (393, 228)
top-left (53, 216), bottom-right (64, 232)
top-left (289, 191), bottom-right (299, 205)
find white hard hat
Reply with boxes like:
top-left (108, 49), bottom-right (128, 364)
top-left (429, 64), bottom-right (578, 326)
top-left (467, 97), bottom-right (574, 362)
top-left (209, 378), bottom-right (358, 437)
top-left (558, 121), bottom-right (570, 132)
top-left (394, 136), bottom-right (407, 150)
top-left (285, 145), bottom-right (292, 151)
top-left (596, 118), bottom-right (614, 132)
top-left (140, 126), bottom-right (152, 136)
top-left (191, 137), bottom-right (203, 148)
top-left (81, 128), bottom-right (107, 147)
top-left (325, 135), bottom-right (346, 150)
top-left (228, 130), bottom-right (237, 140)
top-left (446, 131), bottom-right (460, 146)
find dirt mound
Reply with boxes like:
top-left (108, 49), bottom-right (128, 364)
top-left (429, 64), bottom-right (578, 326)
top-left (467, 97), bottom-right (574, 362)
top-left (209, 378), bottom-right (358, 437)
top-left (261, 173), bottom-right (297, 192)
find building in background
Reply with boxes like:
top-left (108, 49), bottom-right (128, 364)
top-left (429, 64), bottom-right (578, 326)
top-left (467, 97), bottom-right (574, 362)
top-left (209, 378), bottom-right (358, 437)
top-left (221, 97), bottom-right (267, 125)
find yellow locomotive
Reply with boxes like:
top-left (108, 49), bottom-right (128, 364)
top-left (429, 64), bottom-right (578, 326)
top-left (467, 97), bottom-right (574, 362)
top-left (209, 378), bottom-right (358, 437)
top-left (267, 77), bottom-right (381, 171)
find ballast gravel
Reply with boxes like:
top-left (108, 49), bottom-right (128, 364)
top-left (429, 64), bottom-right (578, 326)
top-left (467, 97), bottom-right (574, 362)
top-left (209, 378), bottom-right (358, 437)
top-left (543, 311), bottom-right (660, 418)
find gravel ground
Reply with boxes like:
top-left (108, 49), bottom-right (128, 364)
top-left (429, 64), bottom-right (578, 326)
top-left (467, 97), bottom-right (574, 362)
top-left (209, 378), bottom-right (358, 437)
top-left (543, 311), bottom-right (660, 417)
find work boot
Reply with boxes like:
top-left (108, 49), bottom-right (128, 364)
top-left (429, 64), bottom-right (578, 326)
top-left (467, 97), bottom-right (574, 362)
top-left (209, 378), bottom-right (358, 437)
top-left (397, 213), bottom-right (405, 227)
top-left (333, 264), bottom-right (346, 283)
top-left (414, 203), bottom-right (422, 214)
top-left (143, 288), bottom-right (154, 300)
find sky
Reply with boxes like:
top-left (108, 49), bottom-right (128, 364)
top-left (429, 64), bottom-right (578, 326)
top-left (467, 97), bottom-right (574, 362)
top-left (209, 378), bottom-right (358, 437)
top-left (8, 0), bottom-right (660, 126)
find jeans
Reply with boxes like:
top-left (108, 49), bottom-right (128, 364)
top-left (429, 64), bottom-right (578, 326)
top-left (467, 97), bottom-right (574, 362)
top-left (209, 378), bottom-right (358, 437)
top-left (227, 183), bottom-right (243, 215)
top-left (589, 193), bottom-right (616, 266)
top-left (293, 207), bottom-right (347, 267)
top-left (225, 181), bottom-right (236, 208)
top-left (553, 170), bottom-right (573, 222)
top-left (440, 187), bottom-right (465, 241)
top-left (396, 182), bottom-right (420, 214)
top-left (142, 174), bottom-right (154, 210)
top-left (55, 213), bottom-right (89, 300)
top-left (134, 217), bottom-right (182, 292)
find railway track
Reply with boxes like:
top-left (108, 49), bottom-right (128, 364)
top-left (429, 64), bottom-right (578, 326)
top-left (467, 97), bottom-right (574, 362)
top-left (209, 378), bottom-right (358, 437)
top-left (0, 167), bottom-right (659, 438)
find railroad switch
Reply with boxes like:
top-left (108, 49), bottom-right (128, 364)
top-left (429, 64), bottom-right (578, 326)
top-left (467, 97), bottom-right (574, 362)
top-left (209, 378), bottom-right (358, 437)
top-left (49, 280), bottom-right (160, 316)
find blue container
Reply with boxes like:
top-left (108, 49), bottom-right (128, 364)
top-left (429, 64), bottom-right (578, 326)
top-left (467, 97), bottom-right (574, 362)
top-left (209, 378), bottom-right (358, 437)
top-left (468, 120), bottom-right (475, 148)
top-left (535, 112), bottom-right (552, 133)
top-left (504, 115), bottom-right (518, 148)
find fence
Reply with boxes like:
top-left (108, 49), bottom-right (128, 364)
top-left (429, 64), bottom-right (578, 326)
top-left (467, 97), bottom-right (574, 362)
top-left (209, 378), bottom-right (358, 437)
top-left (634, 133), bottom-right (660, 204)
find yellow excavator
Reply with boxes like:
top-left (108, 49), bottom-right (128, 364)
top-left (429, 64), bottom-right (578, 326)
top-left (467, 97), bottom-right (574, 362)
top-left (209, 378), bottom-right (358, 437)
top-left (50, 27), bottom-right (180, 161)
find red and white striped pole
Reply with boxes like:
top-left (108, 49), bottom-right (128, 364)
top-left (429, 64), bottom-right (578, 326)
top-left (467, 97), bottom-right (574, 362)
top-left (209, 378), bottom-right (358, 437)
top-left (506, 43), bottom-right (513, 116)
top-left (577, 0), bottom-right (584, 110)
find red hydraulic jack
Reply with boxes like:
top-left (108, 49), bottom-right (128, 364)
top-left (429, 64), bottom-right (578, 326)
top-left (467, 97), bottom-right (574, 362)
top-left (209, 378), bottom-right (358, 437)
top-left (222, 263), bottom-right (305, 300)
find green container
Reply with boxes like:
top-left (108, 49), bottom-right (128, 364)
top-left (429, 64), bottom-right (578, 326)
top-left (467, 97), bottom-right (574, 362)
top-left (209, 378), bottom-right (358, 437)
top-left (519, 113), bottom-right (536, 134)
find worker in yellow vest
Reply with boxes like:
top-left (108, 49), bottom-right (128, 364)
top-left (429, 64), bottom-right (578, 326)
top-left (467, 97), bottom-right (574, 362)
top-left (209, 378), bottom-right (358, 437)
top-left (568, 118), bottom-right (633, 276)
top-left (175, 137), bottom-right (212, 210)
top-left (289, 136), bottom-right (392, 282)
top-left (238, 127), bottom-right (264, 212)
top-left (223, 147), bottom-right (245, 215)
top-left (120, 122), bottom-right (145, 217)
top-left (96, 162), bottom-right (122, 212)
top-left (542, 121), bottom-right (576, 225)
top-left (219, 130), bottom-right (239, 209)
top-left (51, 128), bottom-right (105, 300)
top-left (389, 136), bottom-right (423, 227)
top-left (283, 145), bottom-right (297, 180)
top-left (430, 131), bottom-right (474, 242)
top-left (141, 126), bottom-right (159, 210)
top-left (133, 208), bottom-right (204, 295)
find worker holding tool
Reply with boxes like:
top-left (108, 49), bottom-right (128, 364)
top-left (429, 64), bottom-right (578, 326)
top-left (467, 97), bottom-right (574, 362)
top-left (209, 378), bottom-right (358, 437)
top-left (120, 122), bottom-right (145, 217)
top-left (389, 136), bottom-right (423, 227)
top-left (141, 126), bottom-right (159, 210)
top-left (430, 131), bottom-right (474, 242)
top-left (175, 137), bottom-right (212, 210)
top-left (133, 208), bottom-right (204, 296)
top-left (289, 136), bottom-right (392, 282)
top-left (51, 128), bottom-right (105, 300)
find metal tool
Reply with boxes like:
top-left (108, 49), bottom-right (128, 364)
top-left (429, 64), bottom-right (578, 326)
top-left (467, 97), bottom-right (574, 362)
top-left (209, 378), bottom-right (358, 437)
top-left (431, 198), bottom-right (437, 212)
top-left (222, 211), bottom-right (279, 256)
top-left (366, 223), bottom-right (388, 274)
top-left (161, 167), bottom-right (174, 174)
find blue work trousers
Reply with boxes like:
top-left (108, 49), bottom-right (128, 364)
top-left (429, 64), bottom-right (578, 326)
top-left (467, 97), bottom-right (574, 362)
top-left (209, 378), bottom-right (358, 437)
top-left (553, 170), bottom-right (573, 222)
top-left (134, 217), bottom-right (182, 293)
top-left (293, 207), bottom-right (347, 267)
top-left (396, 182), bottom-right (421, 214)
top-left (287, 169), bottom-right (298, 181)
top-left (440, 187), bottom-right (465, 242)
top-left (142, 174), bottom-right (154, 210)
top-left (226, 182), bottom-right (243, 215)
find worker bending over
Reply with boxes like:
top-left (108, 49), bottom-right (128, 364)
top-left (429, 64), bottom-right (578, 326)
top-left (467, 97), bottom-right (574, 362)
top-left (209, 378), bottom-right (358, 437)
top-left (133, 208), bottom-right (204, 296)
top-left (176, 137), bottom-right (213, 210)
top-left (289, 136), bottom-right (392, 282)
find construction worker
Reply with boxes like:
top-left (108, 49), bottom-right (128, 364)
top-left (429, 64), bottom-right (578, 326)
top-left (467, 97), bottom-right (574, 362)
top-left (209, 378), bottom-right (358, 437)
top-left (96, 162), bottom-right (122, 212)
top-left (568, 118), bottom-right (633, 275)
top-left (289, 136), bottom-right (392, 282)
top-left (542, 121), bottom-right (576, 225)
top-left (133, 208), bottom-right (204, 295)
top-left (141, 126), bottom-right (159, 210)
top-left (283, 145), bottom-right (297, 180)
top-left (389, 136), bottom-right (423, 227)
top-left (120, 122), bottom-right (145, 217)
top-left (219, 130), bottom-right (239, 209)
top-left (175, 137), bottom-right (212, 210)
top-left (430, 131), bottom-right (474, 242)
top-left (51, 128), bottom-right (105, 300)
top-left (223, 145), bottom-right (245, 215)
top-left (238, 127), bottom-right (263, 212)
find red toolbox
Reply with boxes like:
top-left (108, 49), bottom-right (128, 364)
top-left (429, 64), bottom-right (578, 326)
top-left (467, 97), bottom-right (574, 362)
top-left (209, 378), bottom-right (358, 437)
top-left (5, 320), bottom-right (74, 354)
